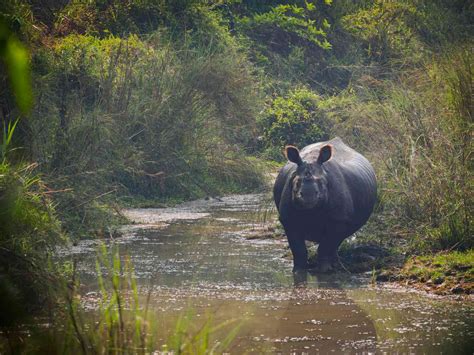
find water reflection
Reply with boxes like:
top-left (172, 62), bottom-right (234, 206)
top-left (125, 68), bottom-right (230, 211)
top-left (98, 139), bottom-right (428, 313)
top-left (63, 193), bottom-right (474, 353)
top-left (268, 273), bottom-right (379, 353)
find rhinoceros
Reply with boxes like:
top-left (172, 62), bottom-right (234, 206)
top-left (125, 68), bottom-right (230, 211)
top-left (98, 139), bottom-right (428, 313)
top-left (273, 137), bottom-right (377, 272)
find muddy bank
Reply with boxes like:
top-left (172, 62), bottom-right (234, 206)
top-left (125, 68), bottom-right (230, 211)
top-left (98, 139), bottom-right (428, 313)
top-left (376, 252), bottom-right (474, 296)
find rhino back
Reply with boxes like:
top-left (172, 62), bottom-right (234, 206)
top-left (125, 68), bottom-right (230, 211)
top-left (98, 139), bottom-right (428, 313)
top-left (322, 139), bottom-right (376, 226)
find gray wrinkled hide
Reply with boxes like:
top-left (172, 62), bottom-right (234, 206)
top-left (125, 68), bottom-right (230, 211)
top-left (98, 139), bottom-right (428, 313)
top-left (273, 137), bottom-right (377, 270)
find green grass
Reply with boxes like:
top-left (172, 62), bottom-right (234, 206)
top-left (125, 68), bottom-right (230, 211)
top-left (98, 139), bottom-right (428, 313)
top-left (0, 161), bottom-right (65, 326)
top-left (397, 250), bottom-right (474, 294)
top-left (0, 245), bottom-right (240, 354)
top-left (402, 250), bottom-right (474, 281)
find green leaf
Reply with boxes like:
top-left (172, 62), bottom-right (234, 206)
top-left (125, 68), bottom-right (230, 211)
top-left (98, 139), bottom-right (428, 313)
top-left (306, 2), bottom-right (316, 11)
top-left (0, 21), bottom-right (32, 114)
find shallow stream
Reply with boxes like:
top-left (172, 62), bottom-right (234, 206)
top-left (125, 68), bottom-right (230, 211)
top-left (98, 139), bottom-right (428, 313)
top-left (66, 193), bottom-right (473, 353)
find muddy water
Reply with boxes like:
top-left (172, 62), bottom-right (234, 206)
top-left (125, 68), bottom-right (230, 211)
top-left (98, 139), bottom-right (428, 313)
top-left (68, 194), bottom-right (474, 354)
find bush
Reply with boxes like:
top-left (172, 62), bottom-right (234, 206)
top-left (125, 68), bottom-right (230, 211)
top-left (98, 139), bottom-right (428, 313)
top-left (28, 20), bottom-right (265, 235)
top-left (258, 87), bottom-right (333, 160)
top-left (341, 1), bottom-right (422, 65)
top-left (235, 1), bottom-right (332, 90)
top-left (0, 162), bottom-right (65, 325)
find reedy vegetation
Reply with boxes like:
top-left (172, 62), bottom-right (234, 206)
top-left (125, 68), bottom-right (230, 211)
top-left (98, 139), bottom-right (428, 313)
top-left (0, 120), bottom-right (64, 327)
top-left (2, 0), bottom-right (470, 247)
top-left (3, 245), bottom-right (236, 353)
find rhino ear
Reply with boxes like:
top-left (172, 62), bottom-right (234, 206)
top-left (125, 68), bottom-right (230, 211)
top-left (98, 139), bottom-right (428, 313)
top-left (317, 145), bottom-right (332, 164)
top-left (285, 145), bottom-right (303, 166)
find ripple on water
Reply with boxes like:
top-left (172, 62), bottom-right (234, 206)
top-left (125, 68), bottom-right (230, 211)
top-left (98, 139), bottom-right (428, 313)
top-left (60, 193), bottom-right (474, 354)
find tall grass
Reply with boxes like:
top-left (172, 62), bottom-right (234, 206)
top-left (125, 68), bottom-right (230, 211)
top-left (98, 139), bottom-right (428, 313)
top-left (35, 30), bottom-right (263, 190)
top-left (0, 153), bottom-right (64, 327)
top-left (27, 27), bottom-right (265, 236)
top-left (329, 47), bottom-right (472, 252)
top-left (0, 245), bottom-right (239, 354)
top-left (1, 118), bottom-right (19, 163)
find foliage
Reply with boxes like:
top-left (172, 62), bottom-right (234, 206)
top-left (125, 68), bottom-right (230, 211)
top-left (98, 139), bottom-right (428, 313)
top-left (241, 2), bottom-right (331, 50)
top-left (326, 48), bottom-right (472, 253)
top-left (6, 0), bottom-right (267, 239)
top-left (0, 13), bottom-right (63, 327)
top-left (0, 19), bottom-right (32, 113)
top-left (341, 1), bottom-right (421, 64)
top-left (53, 0), bottom-right (244, 40)
top-left (235, 1), bottom-right (333, 90)
top-left (28, 22), bottom-right (264, 235)
top-left (258, 87), bottom-right (332, 160)
top-left (0, 161), bottom-right (65, 326)
top-left (1, 118), bottom-right (19, 163)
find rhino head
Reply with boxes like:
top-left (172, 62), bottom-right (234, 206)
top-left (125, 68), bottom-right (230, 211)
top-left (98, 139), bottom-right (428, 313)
top-left (285, 144), bottom-right (332, 210)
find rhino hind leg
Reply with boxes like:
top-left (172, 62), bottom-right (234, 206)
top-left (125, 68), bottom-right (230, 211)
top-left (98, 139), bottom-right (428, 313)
top-left (309, 254), bottom-right (341, 273)
top-left (309, 234), bottom-right (346, 273)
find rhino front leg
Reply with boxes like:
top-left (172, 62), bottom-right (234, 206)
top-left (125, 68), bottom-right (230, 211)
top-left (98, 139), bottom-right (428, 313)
top-left (284, 227), bottom-right (308, 272)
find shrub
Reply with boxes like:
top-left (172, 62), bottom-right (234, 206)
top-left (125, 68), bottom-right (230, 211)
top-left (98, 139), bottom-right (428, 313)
top-left (28, 23), bottom-right (265, 236)
top-left (236, 1), bottom-right (332, 90)
top-left (341, 1), bottom-right (422, 64)
top-left (258, 87), bottom-right (333, 160)
top-left (240, 2), bottom-right (331, 50)
top-left (0, 162), bottom-right (65, 326)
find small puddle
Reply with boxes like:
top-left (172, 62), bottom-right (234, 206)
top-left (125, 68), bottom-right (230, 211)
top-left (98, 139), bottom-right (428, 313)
top-left (66, 193), bottom-right (474, 353)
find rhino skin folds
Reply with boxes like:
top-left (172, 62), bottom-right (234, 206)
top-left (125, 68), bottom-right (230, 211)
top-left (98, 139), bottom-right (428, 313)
top-left (273, 137), bottom-right (377, 272)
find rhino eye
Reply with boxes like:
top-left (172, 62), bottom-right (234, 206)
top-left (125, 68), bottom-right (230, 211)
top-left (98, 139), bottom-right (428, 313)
top-left (293, 177), bottom-right (301, 188)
